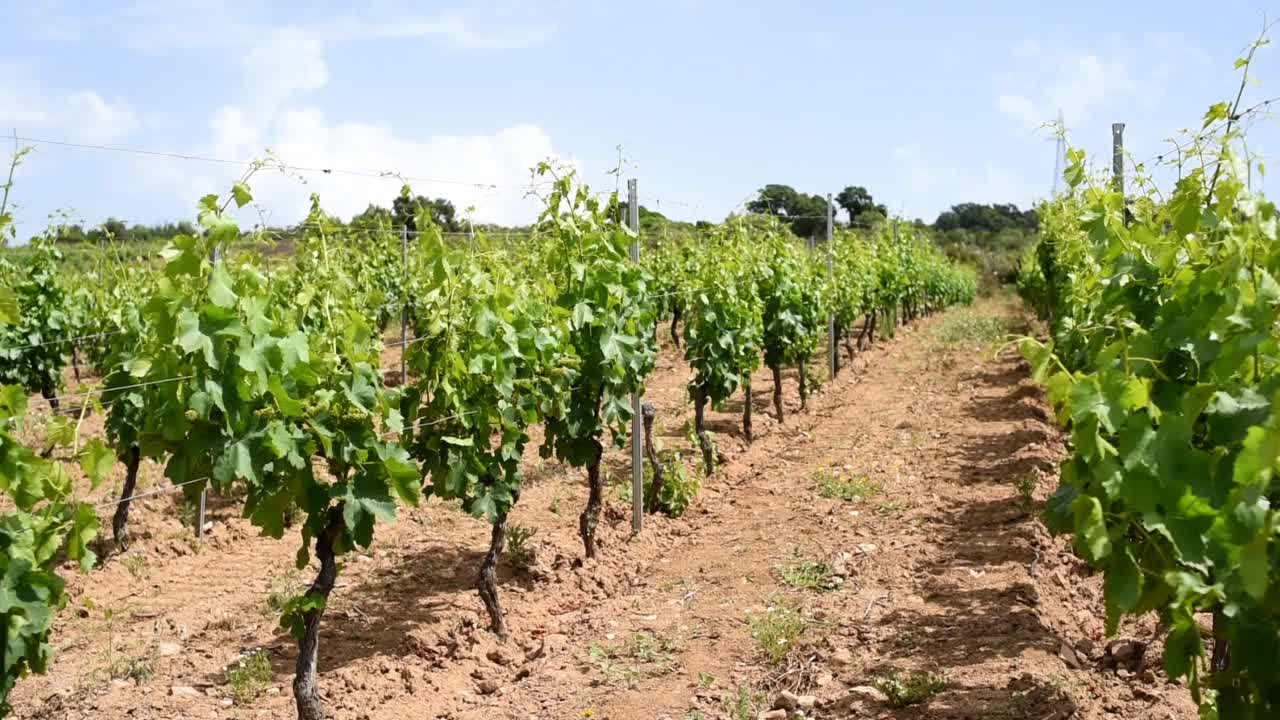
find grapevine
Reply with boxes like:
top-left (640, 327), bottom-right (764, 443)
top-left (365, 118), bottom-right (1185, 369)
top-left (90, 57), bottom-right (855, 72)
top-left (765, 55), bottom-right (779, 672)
top-left (533, 166), bottom-right (657, 558)
top-left (1017, 37), bottom-right (1280, 718)
top-left (0, 261), bottom-right (103, 716)
top-left (756, 220), bottom-right (827, 421)
top-left (401, 213), bottom-right (569, 637)
top-left (125, 180), bottom-right (419, 720)
top-left (0, 236), bottom-right (70, 405)
top-left (681, 221), bottom-right (765, 474)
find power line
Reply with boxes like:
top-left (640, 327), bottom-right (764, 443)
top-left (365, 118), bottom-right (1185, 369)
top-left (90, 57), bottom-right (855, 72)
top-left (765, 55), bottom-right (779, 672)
top-left (256, 222), bottom-right (542, 238)
top-left (13, 134), bottom-right (545, 192)
top-left (1, 327), bottom-right (121, 351)
top-left (93, 475), bottom-right (210, 510)
top-left (380, 409), bottom-right (483, 439)
top-left (642, 195), bottom-right (705, 212)
top-left (37, 374), bottom-right (196, 407)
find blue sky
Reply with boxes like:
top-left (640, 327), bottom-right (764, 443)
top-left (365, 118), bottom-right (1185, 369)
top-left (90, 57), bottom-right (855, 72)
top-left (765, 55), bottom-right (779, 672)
top-left (2, 0), bottom-right (1279, 239)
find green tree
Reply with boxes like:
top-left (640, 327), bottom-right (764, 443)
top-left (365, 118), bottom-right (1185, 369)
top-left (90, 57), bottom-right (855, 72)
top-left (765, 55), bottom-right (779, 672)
top-left (835, 186), bottom-right (886, 225)
top-left (350, 204), bottom-right (394, 229)
top-left (616, 202), bottom-right (695, 235)
top-left (933, 203), bottom-right (1037, 233)
top-left (391, 190), bottom-right (461, 233)
top-left (746, 185), bottom-right (827, 238)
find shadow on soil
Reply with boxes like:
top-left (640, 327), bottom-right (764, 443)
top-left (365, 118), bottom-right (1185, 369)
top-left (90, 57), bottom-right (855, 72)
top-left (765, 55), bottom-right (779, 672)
top-left (238, 537), bottom-right (540, 682)
top-left (853, 674), bottom-right (1078, 720)
top-left (953, 363), bottom-right (1058, 481)
top-left (867, 353), bottom-right (1073, 717)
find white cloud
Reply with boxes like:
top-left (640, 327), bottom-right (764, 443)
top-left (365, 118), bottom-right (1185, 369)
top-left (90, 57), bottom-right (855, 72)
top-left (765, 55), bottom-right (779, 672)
top-left (0, 66), bottom-right (140, 144)
top-left (239, 28), bottom-right (329, 120)
top-left (891, 142), bottom-right (922, 160)
top-left (885, 141), bottom-right (1036, 221)
top-left (212, 10), bottom-right (566, 226)
top-left (26, 2), bottom-right (554, 53)
top-left (207, 106), bottom-right (261, 157)
top-left (8, 3), bottom-right (561, 231)
top-left (995, 50), bottom-right (1136, 130)
top-left (333, 9), bottom-right (554, 50)
top-left (994, 93), bottom-right (1043, 129)
top-left (130, 107), bottom-right (567, 227)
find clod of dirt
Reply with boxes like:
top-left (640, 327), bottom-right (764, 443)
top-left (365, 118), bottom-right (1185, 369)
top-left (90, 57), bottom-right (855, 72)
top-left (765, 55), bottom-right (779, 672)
top-left (1133, 685), bottom-right (1160, 702)
top-left (773, 690), bottom-right (816, 711)
top-left (1074, 637), bottom-right (1098, 661)
top-left (844, 685), bottom-right (889, 704)
top-left (1102, 638), bottom-right (1147, 673)
top-left (1058, 639), bottom-right (1086, 669)
top-left (773, 686), bottom-right (814, 707)
top-left (487, 647), bottom-right (515, 666)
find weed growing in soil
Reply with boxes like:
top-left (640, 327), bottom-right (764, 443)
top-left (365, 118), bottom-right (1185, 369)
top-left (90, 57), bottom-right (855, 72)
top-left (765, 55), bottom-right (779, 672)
top-left (120, 554), bottom-right (148, 581)
top-left (206, 613), bottom-right (238, 632)
top-left (1008, 691), bottom-right (1033, 719)
top-left (646, 450), bottom-right (699, 517)
top-left (931, 311), bottom-right (1011, 346)
top-left (612, 454), bottom-right (700, 517)
top-left (588, 631), bottom-right (680, 684)
top-left (749, 601), bottom-right (808, 664)
top-left (224, 649), bottom-right (273, 704)
top-left (1014, 471), bottom-right (1039, 512)
top-left (724, 684), bottom-right (767, 720)
top-left (813, 467), bottom-right (880, 501)
top-left (263, 569), bottom-right (304, 617)
top-left (873, 669), bottom-right (948, 707)
top-left (506, 524), bottom-right (538, 570)
top-left (177, 497), bottom-right (198, 529)
top-left (876, 499), bottom-right (907, 516)
top-left (775, 550), bottom-right (841, 592)
top-left (109, 651), bottom-right (154, 685)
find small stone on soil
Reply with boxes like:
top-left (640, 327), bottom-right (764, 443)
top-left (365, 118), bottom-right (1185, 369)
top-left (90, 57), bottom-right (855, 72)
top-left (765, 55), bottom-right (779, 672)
top-left (774, 690), bottom-right (816, 711)
top-left (845, 685), bottom-right (889, 704)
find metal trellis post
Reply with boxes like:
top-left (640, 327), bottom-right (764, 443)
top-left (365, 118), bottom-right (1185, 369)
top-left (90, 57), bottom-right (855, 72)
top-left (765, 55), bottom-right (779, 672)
top-left (628, 179), bottom-right (644, 534)
top-left (892, 220), bottom-right (901, 328)
top-left (200, 244), bottom-right (220, 541)
top-left (1112, 122), bottom-right (1125, 195)
top-left (826, 194), bottom-right (836, 380)
top-left (400, 226), bottom-right (409, 383)
top-left (1112, 122), bottom-right (1127, 226)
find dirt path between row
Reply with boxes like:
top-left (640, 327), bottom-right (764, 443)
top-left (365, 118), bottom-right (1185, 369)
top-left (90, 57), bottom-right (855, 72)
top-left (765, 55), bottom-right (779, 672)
top-left (17, 297), bottom-right (1197, 720)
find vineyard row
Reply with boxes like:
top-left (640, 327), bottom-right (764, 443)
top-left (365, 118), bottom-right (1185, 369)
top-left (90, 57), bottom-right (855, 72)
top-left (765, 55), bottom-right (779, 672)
top-left (0, 162), bottom-right (975, 719)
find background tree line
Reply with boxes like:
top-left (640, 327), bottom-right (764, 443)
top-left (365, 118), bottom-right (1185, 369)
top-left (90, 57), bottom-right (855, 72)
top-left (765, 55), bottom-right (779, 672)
top-left (35, 183), bottom-right (1037, 290)
top-left (741, 183), bottom-right (1038, 289)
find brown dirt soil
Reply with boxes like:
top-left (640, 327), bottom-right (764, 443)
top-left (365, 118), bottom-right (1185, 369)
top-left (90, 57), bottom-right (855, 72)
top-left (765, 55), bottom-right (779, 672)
top-left (12, 295), bottom-right (1198, 720)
